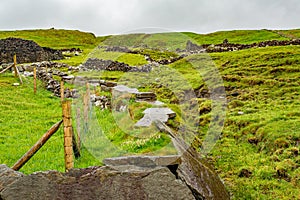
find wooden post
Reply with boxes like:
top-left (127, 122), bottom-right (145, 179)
top-left (12, 120), bottom-right (63, 171)
top-left (33, 67), bottom-right (37, 94)
top-left (15, 64), bottom-right (23, 85)
top-left (83, 82), bottom-right (90, 131)
top-left (62, 101), bottom-right (73, 171)
top-left (13, 54), bottom-right (17, 78)
top-left (76, 107), bottom-right (81, 151)
top-left (60, 80), bottom-right (64, 103)
top-left (72, 129), bottom-right (81, 158)
top-left (0, 64), bottom-right (14, 74)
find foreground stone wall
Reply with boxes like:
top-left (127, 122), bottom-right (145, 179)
top-left (0, 154), bottom-right (230, 200)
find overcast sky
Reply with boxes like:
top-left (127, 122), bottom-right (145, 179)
top-left (0, 0), bottom-right (299, 36)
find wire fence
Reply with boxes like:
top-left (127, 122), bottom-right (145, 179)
top-left (0, 71), bottom-right (101, 174)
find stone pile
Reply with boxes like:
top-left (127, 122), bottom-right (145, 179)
top-left (82, 58), bottom-right (152, 72)
top-left (17, 61), bottom-right (74, 72)
top-left (36, 69), bottom-right (78, 98)
top-left (90, 94), bottom-right (111, 110)
top-left (186, 40), bottom-right (206, 53)
top-left (0, 38), bottom-right (63, 64)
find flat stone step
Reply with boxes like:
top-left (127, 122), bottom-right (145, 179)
top-left (103, 155), bottom-right (181, 168)
top-left (113, 85), bottom-right (139, 94)
top-left (135, 108), bottom-right (176, 127)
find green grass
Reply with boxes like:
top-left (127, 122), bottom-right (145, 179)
top-left (0, 73), bottom-right (100, 174)
top-left (89, 49), bottom-right (148, 66)
top-left (183, 29), bottom-right (289, 44)
top-left (0, 29), bottom-right (97, 49)
top-left (273, 29), bottom-right (300, 39)
top-left (204, 46), bottom-right (300, 199)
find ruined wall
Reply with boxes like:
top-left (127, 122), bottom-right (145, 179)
top-left (0, 38), bottom-right (63, 64)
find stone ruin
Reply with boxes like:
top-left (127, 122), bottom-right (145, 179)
top-left (82, 58), bottom-right (152, 72)
top-left (0, 38), bottom-right (64, 64)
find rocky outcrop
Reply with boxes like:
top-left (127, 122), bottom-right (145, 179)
top-left (186, 40), bottom-right (206, 53)
top-left (0, 38), bottom-right (63, 64)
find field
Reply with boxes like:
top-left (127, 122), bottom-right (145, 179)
top-left (0, 28), bottom-right (300, 199)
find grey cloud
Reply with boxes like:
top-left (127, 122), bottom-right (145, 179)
top-left (0, 0), bottom-right (299, 35)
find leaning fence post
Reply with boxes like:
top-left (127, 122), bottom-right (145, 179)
top-left (12, 120), bottom-right (63, 171)
top-left (62, 101), bottom-right (73, 172)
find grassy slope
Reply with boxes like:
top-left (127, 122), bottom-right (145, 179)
top-left (1, 28), bottom-right (300, 198)
top-left (0, 29), bottom-right (109, 66)
top-left (0, 74), bottom-right (101, 174)
top-left (184, 29), bottom-right (290, 44)
top-left (208, 46), bottom-right (300, 199)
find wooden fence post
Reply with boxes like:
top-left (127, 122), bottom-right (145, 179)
top-left (12, 120), bottom-right (63, 171)
top-left (62, 101), bottom-right (73, 172)
top-left (83, 82), bottom-right (90, 132)
top-left (76, 107), bottom-right (81, 152)
top-left (33, 67), bottom-right (37, 94)
top-left (13, 54), bottom-right (17, 78)
top-left (60, 80), bottom-right (65, 103)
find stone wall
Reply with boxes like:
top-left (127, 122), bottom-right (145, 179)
top-left (82, 58), bottom-right (152, 72)
top-left (186, 39), bottom-right (300, 53)
top-left (0, 154), bottom-right (230, 199)
top-left (0, 38), bottom-right (63, 64)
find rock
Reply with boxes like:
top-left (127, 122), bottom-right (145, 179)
top-left (0, 165), bottom-right (23, 192)
top-left (12, 83), bottom-right (20, 86)
top-left (103, 156), bottom-right (181, 168)
top-left (135, 108), bottom-right (176, 127)
top-left (176, 147), bottom-right (230, 200)
top-left (135, 92), bottom-right (157, 101)
top-left (113, 85), bottom-right (139, 94)
top-left (105, 81), bottom-right (117, 88)
top-left (154, 121), bottom-right (230, 200)
top-left (0, 165), bottom-right (195, 200)
top-left (23, 71), bottom-right (33, 77)
top-left (62, 75), bottom-right (75, 80)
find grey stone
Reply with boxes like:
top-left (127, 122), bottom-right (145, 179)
top-left (113, 85), bottom-right (139, 94)
top-left (12, 83), bottom-right (20, 86)
top-left (135, 108), bottom-right (176, 127)
top-left (103, 156), bottom-right (181, 168)
top-left (0, 165), bottom-right (23, 192)
top-left (62, 75), bottom-right (75, 80)
top-left (0, 165), bottom-right (195, 200)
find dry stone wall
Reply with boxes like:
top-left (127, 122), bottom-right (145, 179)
top-left (0, 38), bottom-right (63, 64)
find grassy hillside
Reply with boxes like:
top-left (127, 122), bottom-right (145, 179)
top-left (184, 29), bottom-right (290, 44)
top-left (0, 28), bottom-right (300, 199)
top-left (0, 74), bottom-right (101, 174)
top-left (0, 29), bottom-right (109, 66)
